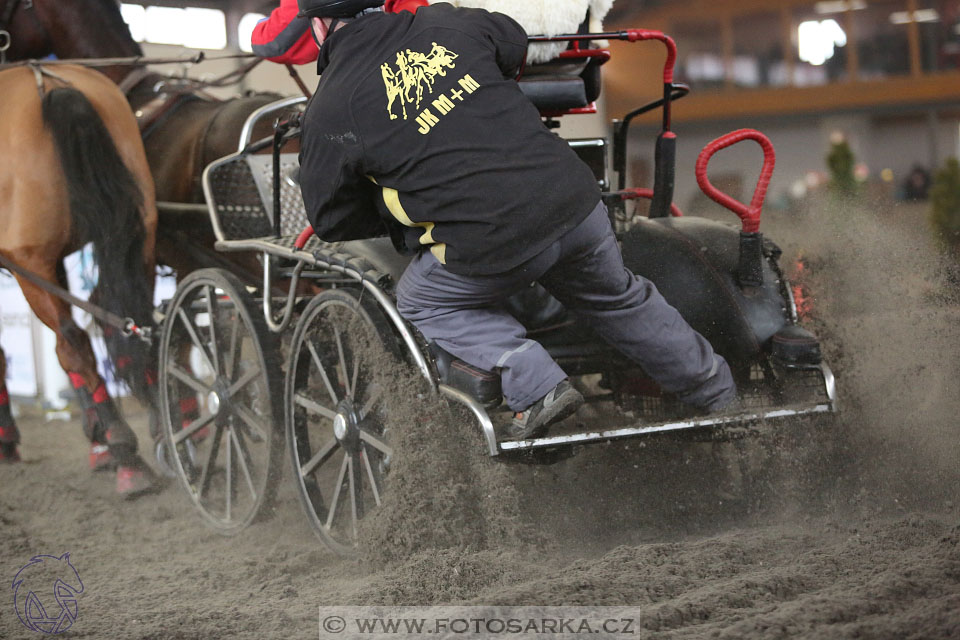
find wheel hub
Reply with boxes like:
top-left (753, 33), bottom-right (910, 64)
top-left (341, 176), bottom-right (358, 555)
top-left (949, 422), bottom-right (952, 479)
top-left (207, 390), bottom-right (221, 416)
top-left (333, 399), bottom-right (361, 449)
top-left (210, 378), bottom-right (233, 413)
top-left (333, 413), bottom-right (347, 440)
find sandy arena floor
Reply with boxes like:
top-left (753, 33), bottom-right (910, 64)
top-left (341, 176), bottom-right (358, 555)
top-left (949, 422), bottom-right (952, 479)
top-left (2, 198), bottom-right (958, 639)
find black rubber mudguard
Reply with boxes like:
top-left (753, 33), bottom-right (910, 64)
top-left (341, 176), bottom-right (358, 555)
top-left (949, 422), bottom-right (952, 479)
top-left (619, 216), bottom-right (788, 367)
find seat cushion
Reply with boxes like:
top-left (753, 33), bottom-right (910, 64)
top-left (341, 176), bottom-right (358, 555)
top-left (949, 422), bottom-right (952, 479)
top-left (518, 75), bottom-right (588, 112)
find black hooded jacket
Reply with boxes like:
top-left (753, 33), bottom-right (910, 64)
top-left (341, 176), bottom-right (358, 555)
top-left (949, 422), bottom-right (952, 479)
top-left (299, 2), bottom-right (600, 276)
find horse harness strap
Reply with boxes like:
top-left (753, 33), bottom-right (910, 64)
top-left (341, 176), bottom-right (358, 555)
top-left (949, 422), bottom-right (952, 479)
top-left (28, 61), bottom-right (70, 97)
top-left (0, 253), bottom-right (153, 345)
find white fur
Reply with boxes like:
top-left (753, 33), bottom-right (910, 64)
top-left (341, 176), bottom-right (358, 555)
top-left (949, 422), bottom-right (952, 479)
top-left (428, 0), bottom-right (614, 63)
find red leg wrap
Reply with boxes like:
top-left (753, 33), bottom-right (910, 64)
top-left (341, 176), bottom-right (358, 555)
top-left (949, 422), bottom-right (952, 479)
top-left (92, 382), bottom-right (109, 404)
top-left (68, 372), bottom-right (86, 390)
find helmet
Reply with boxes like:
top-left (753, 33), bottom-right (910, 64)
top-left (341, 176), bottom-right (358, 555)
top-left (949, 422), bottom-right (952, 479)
top-left (297, 0), bottom-right (384, 19)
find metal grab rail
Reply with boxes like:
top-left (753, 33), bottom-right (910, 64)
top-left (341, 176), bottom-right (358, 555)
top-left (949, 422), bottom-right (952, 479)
top-left (237, 95), bottom-right (307, 153)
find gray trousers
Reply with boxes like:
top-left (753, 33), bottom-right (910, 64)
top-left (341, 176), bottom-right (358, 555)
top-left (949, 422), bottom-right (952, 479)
top-left (396, 201), bottom-right (736, 412)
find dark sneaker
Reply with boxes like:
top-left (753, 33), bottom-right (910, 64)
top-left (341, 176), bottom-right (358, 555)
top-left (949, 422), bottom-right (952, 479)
top-left (506, 380), bottom-right (584, 440)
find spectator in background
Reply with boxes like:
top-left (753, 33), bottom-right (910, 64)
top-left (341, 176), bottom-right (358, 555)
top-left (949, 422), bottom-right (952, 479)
top-left (903, 164), bottom-right (932, 201)
top-left (251, 0), bottom-right (426, 65)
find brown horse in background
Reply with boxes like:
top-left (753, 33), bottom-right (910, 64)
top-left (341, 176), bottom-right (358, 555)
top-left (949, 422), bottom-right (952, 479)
top-left (1, 0), bottom-right (283, 278)
top-left (0, 64), bottom-right (159, 495)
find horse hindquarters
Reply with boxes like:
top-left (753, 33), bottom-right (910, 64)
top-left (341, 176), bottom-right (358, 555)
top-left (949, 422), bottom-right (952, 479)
top-left (0, 68), bottom-right (157, 494)
top-left (41, 80), bottom-right (159, 493)
top-left (41, 86), bottom-right (156, 406)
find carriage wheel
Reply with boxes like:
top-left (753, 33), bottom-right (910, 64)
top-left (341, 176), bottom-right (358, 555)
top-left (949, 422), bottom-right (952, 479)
top-left (285, 288), bottom-right (400, 555)
top-left (158, 268), bottom-right (282, 535)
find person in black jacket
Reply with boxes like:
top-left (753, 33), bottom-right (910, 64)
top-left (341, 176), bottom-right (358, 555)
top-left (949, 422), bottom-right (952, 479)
top-left (298, 0), bottom-right (738, 439)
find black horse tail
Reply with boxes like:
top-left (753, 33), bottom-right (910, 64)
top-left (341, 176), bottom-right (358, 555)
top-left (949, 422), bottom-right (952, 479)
top-left (42, 87), bottom-right (153, 403)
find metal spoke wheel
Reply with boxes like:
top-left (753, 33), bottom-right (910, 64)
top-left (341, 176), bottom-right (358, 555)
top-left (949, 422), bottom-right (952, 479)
top-left (158, 268), bottom-right (282, 534)
top-left (285, 288), bottom-right (400, 555)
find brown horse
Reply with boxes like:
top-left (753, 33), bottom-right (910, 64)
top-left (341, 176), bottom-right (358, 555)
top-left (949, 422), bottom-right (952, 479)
top-left (0, 64), bottom-right (159, 495)
top-left (0, 0), bottom-right (283, 278)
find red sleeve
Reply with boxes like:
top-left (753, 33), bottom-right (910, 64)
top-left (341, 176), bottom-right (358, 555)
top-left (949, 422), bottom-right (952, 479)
top-left (252, 0), bottom-right (427, 65)
top-left (384, 0), bottom-right (428, 14)
top-left (250, 0), bottom-right (319, 65)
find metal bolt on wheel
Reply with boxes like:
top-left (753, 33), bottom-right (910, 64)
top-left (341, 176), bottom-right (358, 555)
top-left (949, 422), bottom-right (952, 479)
top-left (158, 268), bottom-right (282, 535)
top-left (285, 288), bottom-right (399, 555)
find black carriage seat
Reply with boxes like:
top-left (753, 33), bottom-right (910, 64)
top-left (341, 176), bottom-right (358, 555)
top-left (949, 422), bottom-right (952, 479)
top-left (518, 57), bottom-right (605, 113)
top-left (518, 9), bottom-right (607, 115)
top-left (518, 9), bottom-right (607, 113)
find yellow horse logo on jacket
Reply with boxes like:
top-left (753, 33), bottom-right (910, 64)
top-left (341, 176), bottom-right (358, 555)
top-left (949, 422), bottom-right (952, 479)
top-left (381, 43), bottom-right (459, 121)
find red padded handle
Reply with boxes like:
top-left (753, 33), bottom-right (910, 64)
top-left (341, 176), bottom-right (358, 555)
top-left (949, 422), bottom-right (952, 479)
top-left (294, 225), bottom-right (314, 250)
top-left (695, 129), bottom-right (775, 234)
top-left (625, 30), bottom-right (676, 83)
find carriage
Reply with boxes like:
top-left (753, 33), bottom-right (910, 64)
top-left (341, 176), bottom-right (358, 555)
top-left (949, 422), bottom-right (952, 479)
top-left (151, 28), bottom-right (837, 554)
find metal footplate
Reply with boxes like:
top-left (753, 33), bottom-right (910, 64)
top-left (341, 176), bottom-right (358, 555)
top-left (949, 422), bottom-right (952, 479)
top-left (450, 362), bottom-right (837, 458)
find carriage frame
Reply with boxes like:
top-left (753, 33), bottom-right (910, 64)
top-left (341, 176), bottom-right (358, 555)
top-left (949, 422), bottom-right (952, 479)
top-left (153, 29), bottom-right (838, 552)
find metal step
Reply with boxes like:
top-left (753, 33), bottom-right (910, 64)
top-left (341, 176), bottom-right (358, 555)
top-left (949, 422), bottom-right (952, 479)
top-left (499, 400), bottom-right (834, 452)
top-left (441, 362), bottom-right (836, 457)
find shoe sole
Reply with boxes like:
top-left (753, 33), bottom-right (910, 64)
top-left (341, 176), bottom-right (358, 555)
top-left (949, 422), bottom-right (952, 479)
top-left (508, 389), bottom-right (584, 440)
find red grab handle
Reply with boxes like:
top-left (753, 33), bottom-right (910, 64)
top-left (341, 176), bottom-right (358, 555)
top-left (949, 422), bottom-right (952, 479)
top-left (695, 129), bottom-right (775, 234)
top-left (625, 29), bottom-right (677, 83)
top-left (294, 225), bottom-right (314, 250)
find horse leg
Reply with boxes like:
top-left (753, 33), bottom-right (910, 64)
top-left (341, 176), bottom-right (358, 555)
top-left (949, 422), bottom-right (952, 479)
top-left (13, 258), bottom-right (157, 495)
top-left (0, 347), bottom-right (22, 463)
